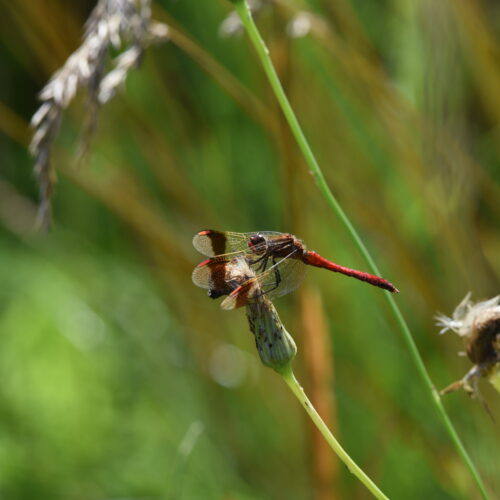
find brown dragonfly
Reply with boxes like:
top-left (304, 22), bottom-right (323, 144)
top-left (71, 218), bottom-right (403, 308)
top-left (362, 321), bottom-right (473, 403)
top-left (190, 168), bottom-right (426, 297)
top-left (192, 230), bottom-right (399, 310)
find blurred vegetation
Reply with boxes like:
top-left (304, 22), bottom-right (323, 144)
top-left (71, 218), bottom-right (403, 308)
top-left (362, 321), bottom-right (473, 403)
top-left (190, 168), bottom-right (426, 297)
top-left (0, 0), bottom-right (499, 499)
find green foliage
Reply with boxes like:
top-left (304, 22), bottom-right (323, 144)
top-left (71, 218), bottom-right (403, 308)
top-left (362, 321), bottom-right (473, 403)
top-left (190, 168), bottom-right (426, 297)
top-left (0, 0), bottom-right (498, 498)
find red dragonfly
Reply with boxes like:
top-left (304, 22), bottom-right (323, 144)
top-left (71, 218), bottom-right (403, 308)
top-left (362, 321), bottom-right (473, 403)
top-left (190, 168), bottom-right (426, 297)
top-left (192, 230), bottom-right (399, 310)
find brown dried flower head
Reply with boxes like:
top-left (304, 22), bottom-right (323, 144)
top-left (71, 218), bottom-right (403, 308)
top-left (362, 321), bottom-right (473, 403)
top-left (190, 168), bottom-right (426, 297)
top-left (436, 293), bottom-right (500, 398)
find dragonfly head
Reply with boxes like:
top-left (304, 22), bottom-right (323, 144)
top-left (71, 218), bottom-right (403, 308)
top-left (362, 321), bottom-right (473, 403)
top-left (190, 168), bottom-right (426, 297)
top-left (248, 233), bottom-right (266, 249)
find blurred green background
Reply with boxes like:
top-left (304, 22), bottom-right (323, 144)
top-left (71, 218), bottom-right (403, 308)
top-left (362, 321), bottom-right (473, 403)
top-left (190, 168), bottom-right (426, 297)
top-left (0, 0), bottom-right (499, 498)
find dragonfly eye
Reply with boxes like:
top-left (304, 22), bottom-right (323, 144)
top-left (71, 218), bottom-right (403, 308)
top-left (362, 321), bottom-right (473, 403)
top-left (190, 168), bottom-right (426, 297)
top-left (249, 234), bottom-right (266, 248)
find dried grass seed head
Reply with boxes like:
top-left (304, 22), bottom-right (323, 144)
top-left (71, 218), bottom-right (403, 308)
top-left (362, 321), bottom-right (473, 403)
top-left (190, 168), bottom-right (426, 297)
top-left (436, 293), bottom-right (500, 337)
top-left (436, 293), bottom-right (500, 364)
top-left (29, 0), bottom-right (169, 229)
top-left (437, 293), bottom-right (500, 399)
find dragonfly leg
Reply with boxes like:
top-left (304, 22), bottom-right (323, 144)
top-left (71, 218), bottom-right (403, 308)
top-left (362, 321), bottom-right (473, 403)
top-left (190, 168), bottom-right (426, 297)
top-left (272, 257), bottom-right (281, 289)
top-left (258, 255), bottom-right (270, 272)
top-left (254, 257), bottom-right (282, 298)
top-left (248, 253), bottom-right (268, 269)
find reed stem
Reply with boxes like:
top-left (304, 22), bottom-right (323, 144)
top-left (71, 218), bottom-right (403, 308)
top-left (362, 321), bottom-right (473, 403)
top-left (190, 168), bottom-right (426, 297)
top-left (280, 366), bottom-right (389, 500)
top-left (232, 1), bottom-right (490, 498)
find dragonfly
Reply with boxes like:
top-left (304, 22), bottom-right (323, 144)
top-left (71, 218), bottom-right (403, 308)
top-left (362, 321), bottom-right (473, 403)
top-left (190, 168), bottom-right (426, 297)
top-left (192, 230), bottom-right (399, 310)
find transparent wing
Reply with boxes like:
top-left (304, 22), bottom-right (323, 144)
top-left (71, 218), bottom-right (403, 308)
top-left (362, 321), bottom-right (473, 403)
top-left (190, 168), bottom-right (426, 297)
top-left (192, 230), bottom-right (284, 257)
top-left (221, 250), bottom-right (306, 310)
top-left (192, 230), bottom-right (248, 257)
top-left (192, 256), bottom-right (257, 298)
top-left (192, 258), bottom-right (229, 290)
top-left (264, 255), bottom-right (306, 301)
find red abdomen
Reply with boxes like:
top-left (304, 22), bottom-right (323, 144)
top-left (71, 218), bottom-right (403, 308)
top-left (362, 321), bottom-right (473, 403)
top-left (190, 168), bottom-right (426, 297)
top-left (303, 251), bottom-right (399, 293)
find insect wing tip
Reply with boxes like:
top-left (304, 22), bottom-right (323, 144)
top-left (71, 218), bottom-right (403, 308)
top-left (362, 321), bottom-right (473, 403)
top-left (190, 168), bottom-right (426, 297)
top-left (191, 267), bottom-right (202, 287)
top-left (192, 260), bottom-right (212, 288)
top-left (220, 296), bottom-right (236, 310)
top-left (221, 284), bottom-right (250, 310)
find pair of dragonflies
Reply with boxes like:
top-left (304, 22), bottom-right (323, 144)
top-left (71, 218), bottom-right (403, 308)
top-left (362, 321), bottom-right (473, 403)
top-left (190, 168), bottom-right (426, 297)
top-left (192, 230), bottom-right (398, 309)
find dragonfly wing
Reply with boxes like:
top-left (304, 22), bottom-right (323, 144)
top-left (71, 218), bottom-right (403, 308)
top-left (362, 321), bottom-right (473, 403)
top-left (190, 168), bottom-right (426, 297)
top-left (221, 251), bottom-right (306, 310)
top-left (193, 256), bottom-right (256, 299)
top-left (192, 230), bottom-right (284, 257)
top-left (192, 258), bottom-right (228, 290)
top-left (264, 255), bottom-right (306, 301)
top-left (221, 279), bottom-right (261, 310)
top-left (193, 230), bottom-right (250, 257)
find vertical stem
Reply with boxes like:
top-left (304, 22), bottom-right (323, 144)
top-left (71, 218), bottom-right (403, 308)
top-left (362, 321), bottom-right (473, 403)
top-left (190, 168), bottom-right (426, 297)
top-left (231, 1), bottom-right (490, 499)
top-left (280, 367), bottom-right (389, 500)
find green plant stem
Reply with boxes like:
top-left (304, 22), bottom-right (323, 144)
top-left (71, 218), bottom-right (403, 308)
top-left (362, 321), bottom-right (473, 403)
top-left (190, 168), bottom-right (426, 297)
top-left (232, 1), bottom-right (490, 499)
top-left (280, 366), bottom-right (389, 500)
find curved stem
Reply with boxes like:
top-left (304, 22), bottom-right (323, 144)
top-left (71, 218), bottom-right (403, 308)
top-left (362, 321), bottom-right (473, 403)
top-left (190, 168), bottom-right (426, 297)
top-left (232, 1), bottom-right (490, 499)
top-left (280, 366), bottom-right (389, 500)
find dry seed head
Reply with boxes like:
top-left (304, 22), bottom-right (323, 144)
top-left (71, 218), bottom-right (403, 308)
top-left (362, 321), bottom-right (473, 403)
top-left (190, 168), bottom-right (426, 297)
top-left (29, 0), bottom-right (169, 229)
top-left (436, 293), bottom-right (500, 398)
top-left (436, 293), bottom-right (500, 337)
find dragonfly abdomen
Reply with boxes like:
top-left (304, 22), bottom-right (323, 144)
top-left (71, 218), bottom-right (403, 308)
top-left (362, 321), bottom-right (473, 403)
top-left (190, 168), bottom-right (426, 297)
top-left (303, 251), bottom-right (399, 293)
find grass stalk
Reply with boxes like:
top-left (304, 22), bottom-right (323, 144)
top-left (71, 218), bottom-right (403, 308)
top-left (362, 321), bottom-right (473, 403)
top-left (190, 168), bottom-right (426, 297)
top-left (246, 289), bottom-right (387, 497)
top-left (280, 366), bottom-right (389, 500)
top-left (231, 1), bottom-right (490, 498)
